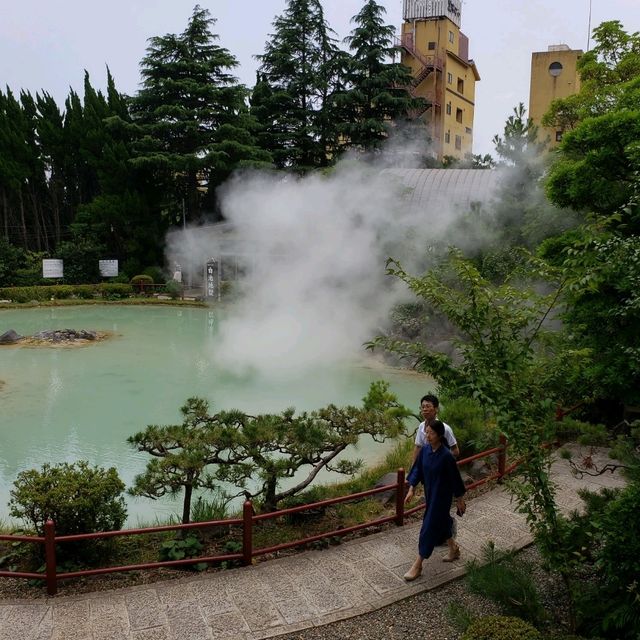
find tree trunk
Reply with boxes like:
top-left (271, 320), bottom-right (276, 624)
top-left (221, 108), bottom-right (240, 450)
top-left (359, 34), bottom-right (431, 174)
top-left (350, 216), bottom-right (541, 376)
top-left (18, 188), bottom-right (28, 249)
top-left (1, 188), bottom-right (8, 240)
top-left (182, 483), bottom-right (193, 525)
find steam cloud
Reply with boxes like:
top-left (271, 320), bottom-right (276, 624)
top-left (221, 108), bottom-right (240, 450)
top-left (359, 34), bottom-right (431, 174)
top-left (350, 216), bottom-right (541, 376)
top-left (167, 151), bottom-right (500, 379)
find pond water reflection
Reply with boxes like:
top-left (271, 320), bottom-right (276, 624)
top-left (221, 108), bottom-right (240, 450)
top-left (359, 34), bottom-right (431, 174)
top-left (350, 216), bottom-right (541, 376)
top-left (0, 306), bottom-right (431, 525)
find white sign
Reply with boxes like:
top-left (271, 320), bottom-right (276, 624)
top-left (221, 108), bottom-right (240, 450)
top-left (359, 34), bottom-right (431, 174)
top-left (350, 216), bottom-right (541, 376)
top-left (403, 0), bottom-right (462, 26)
top-left (42, 259), bottom-right (63, 279)
top-left (99, 260), bottom-right (119, 277)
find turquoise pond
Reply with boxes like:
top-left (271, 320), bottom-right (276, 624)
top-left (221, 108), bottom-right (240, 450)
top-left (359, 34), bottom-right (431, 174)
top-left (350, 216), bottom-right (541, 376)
top-left (0, 306), bottom-right (431, 525)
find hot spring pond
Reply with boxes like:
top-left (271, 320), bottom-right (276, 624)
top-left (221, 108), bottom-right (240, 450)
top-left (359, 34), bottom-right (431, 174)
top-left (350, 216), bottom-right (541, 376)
top-left (0, 305), bottom-right (431, 525)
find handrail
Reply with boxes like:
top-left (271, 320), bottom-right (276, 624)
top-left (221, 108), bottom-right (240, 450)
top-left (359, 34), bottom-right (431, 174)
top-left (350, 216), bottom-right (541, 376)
top-left (0, 438), bottom-right (511, 595)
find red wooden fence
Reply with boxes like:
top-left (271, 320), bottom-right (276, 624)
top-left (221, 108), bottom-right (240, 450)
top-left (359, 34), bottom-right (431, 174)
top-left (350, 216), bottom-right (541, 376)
top-left (0, 436), bottom-right (508, 595)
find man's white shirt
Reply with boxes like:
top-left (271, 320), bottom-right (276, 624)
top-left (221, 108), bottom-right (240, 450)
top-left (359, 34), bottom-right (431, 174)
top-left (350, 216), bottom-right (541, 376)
top-left (414, 421), bottom-right (457, 448)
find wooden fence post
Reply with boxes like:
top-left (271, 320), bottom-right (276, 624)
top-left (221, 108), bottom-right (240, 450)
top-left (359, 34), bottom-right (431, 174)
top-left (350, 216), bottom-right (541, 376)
top-left (498, 434), bottom-right (507, 481)
top-left (242, 501), bottom-right (253, 566)
top-left (44, 519), bottom-right (57, 596)
top-left (395, 468), bottom-right (405, 526)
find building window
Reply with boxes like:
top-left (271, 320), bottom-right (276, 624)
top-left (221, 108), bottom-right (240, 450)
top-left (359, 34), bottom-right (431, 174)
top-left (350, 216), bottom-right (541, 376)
top-left (448, 30), bottom-right (455, 44)
top-left (455, 135), bottom-right (462, 150)
top-left (446, 102), bottom-right (452, 115)
top-left (555, 130), bottom-right (563, 142)
top-left (465, 127), bottom-right (473, 134)
top-left (456, 107), bottom-right (463, 123)
top-left (428, 41), bottom-right (436, 50)
top-left (457, 78), bottom-right (464, 93)
top-left (445, 131), bottom-right (451, 144)
top-left (447, 72), bottom-right (453, 84)
top-left (549, 61), bottom-right (563, 77)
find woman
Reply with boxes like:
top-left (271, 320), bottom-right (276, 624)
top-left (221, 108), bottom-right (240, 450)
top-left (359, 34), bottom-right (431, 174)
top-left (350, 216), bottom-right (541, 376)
top-left (403, 419), bottom-right (466, 581)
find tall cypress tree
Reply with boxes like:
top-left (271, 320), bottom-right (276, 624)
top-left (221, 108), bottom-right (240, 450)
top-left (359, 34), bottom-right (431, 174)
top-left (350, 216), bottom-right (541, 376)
top-left (131, 5), bottom-right (270, 221)
top-left (256, 0), bottom-right (343, 170)
top-left (338, 0), bottom-right (423, 152)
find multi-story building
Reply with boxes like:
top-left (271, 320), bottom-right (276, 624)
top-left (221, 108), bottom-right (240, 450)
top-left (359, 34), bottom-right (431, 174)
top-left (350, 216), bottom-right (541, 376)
top-left (529, 44), bottom-right (583, 148)
top-left (398, 0), bottom-right (480, 161)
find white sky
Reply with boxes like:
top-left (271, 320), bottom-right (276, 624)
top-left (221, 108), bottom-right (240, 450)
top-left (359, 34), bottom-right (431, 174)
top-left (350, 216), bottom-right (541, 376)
top-left (0, 0), bottom-right (637, 156)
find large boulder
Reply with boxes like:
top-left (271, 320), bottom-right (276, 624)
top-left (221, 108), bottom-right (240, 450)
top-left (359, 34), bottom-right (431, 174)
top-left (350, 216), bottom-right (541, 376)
top-left (0, 329), bottom-right (23, 344)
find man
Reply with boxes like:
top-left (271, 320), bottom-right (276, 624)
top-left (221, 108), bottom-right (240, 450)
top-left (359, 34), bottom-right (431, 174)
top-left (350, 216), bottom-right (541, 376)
top-left (412, 394), bottom-right (460, 462)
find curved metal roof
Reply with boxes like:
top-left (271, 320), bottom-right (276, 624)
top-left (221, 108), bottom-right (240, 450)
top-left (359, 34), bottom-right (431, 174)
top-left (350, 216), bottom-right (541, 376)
top-left (382, 168), bottom-right (500, 214)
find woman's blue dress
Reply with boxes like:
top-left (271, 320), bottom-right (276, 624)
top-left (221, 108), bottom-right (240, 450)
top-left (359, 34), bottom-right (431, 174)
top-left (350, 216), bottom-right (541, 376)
top-left (407, 444), bottom-right (466, 559)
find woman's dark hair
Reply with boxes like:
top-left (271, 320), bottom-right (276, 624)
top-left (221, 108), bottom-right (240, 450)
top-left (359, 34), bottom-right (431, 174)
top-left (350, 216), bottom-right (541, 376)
top-left (429, 420), bottom-right (450, 448)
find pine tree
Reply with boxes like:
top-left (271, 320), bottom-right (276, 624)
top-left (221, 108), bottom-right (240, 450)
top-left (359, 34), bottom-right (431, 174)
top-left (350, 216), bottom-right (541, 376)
top-left (256, 0), bottom-right (343, 170)
top-left (131, 5), bottom-right (270, 221)
top-left (338, 0), bottom-right (423, 152)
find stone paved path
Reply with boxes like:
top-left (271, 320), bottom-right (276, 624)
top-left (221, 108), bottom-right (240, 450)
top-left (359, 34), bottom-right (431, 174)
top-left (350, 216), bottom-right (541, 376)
top-left (0, 445), bottom-right (626, 640)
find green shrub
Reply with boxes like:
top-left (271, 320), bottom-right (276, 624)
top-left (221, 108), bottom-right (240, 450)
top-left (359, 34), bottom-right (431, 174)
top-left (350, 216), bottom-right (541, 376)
top-left (73, 284), bottom-right (97, 299)
top-left (0, 286), bottom-right (43, 302)
top-left (130, 274), bottom-right (154, 293)
top-left (8, 461), bottom-right (127, 537)
top-left (98, 283), bottom-right (133, 299)
top-left (48, 285), bottom-right (74, 299)
top-left (465, 542), bottom-right (547, 626)
top-left (461, 615), bottom-right (542, 640)
top-left (164, 279), bottom-right (182, 300)
top-left (593, 483), bottom-right (640, 638)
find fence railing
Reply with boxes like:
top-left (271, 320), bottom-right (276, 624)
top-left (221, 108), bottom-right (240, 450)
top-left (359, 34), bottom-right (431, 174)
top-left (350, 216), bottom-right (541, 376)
top-left (0, 435), bottom-right (509, 595)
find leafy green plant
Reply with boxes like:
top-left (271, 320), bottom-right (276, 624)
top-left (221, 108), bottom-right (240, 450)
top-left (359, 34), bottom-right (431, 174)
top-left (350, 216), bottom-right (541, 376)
top-left (159, 534), bottom-right (206, 570)
top-left (461, 615), bottom-right (542, 640)
top-left (220, 540), bottom-right (242, 569)
top-left (465, 542), bottom-right (547, 626)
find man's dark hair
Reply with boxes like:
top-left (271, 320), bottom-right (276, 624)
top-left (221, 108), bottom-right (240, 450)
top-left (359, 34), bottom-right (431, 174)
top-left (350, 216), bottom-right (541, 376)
top-left (420, 394), bottom-right (439, 407)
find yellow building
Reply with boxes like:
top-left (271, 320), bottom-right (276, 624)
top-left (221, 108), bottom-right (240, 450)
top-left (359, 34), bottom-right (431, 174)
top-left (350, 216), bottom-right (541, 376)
top-left (398, 0), bottom-right (480, 162)
top-left (529, 45), bottom-right (583, 148)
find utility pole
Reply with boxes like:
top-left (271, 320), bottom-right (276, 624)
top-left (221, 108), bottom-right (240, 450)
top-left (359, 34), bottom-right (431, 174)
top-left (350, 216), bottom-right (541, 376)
top-left (587, 0), bottom-right (593, 51)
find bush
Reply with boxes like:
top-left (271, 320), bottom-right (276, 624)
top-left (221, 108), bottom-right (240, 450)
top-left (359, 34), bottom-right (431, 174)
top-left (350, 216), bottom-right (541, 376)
top-left (98, 283), bottom-right (133, 299)
top-left (8, 461), bottom-right (127, 537)
top-left (591, 483), bottom-right (640, 638)
top-left (48, 285), bottom-right (74, 299)
top-left (461, 615), bottom-right (542, 640)
top-left (164, 279), bottom-right (182, 299)
top-left (130, 274), bottom-right (154, 293)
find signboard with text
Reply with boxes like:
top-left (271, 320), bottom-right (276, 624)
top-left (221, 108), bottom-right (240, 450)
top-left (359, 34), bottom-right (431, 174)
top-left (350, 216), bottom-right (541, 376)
top-left (99, 260), bottom-right (119, 277)
top-left (205, 260), bottom-right (220, 301)
top-left (403, 0), bottom-right (462, 26)
top-left (42, 259), bottom-right (63, 279)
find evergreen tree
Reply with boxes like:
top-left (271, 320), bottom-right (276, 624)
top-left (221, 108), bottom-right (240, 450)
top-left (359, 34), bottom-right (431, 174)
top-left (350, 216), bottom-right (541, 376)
top-left (131, 5), bottom-right (270, 222)
top-left (338, 0), bottom-right (423, 152)
top-left (256, 0), bottom-right (343, 170)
